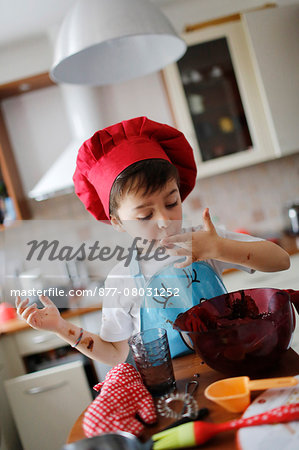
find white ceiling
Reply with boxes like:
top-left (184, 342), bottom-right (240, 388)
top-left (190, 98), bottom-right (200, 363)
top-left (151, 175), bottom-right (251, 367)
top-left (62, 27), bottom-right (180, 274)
top-left (0, 0), bottom-right (175, 45)
top-left (0, 0), bottom-right (297, 46)
top-left (0, 0), bottom-right (75, 45)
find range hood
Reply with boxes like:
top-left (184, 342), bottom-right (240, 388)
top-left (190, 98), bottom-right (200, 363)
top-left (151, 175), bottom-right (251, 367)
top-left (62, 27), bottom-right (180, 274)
top-left (29, 85), bottom-right (103, 201)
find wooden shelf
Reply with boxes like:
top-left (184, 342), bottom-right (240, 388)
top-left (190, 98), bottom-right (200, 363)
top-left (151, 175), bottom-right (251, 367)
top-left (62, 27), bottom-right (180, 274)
top-left (0, 73), bottom-right (54, 100)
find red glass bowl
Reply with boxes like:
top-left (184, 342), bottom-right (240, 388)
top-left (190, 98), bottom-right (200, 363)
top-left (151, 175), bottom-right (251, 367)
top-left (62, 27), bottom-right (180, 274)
top-left (173, 288), bottom-right (297, 375)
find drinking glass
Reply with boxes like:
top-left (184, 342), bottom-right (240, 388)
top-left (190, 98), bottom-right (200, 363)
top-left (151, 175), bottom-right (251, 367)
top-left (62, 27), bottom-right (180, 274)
top-left (128, 328), bottom-right (175, 396)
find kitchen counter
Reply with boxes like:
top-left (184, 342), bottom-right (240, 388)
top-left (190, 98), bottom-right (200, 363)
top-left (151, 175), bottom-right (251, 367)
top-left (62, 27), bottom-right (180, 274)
top-left (0, 305), bottom-right (100, 335)
top-left (67, 348), bottom-right (299, 449)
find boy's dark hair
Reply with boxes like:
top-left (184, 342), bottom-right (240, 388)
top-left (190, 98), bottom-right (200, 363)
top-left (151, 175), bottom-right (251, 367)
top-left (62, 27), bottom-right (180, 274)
top-left (109, 159), bottom-right (180, 219)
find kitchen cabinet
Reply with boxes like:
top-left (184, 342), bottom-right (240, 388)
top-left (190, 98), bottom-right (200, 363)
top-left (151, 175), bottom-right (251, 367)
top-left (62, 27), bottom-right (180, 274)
top-left (4, 361), bottom-right (92, 450)
top-left (163, 20), bottom-right (275, 178)
top-left (163, 5), bottom-right (299, 178)
top-left (0, 342), bottom-right (22, 450)
top-left (14, 316), bottom-right (82, 357)
top-left (0, 309), bottom-right (105, 450)
top-left (0, 336), bottom-right (23, 450)
top-left (243, 4), bottom-right (299, 157)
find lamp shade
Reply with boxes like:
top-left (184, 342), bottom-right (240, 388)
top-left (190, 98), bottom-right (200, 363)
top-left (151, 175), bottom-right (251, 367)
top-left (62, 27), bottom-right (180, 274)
top-left (50, 0), bottom-right (186, 86)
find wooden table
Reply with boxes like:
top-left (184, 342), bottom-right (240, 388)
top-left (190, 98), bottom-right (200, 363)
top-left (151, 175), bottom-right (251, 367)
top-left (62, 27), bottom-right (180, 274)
top-left (66, 348), bottom-right (299, 449)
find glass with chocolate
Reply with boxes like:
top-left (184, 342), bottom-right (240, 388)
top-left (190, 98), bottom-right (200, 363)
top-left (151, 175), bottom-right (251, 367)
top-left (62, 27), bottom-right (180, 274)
top-left (128, 328), bottom-right (175, 397)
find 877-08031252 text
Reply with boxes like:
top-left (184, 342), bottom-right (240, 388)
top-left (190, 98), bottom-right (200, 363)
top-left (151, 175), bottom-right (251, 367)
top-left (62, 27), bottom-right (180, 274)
top-left (10, 286), bottom-right (181, 299)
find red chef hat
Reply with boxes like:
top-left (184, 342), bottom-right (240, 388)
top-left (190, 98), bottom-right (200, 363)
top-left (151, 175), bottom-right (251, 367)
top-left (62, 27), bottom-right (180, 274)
top-left (73, 116), bottom-right (197, 221)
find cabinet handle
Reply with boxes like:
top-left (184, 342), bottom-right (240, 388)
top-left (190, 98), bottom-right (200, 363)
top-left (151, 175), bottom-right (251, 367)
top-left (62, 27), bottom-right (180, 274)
top-left (24, 381), bottom-right (67, 395)
top-left (32, 334), bottom-right (57, 344)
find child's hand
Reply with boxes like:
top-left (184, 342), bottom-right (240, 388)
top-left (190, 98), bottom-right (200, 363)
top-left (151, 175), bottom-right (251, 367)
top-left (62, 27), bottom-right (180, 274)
top-left (160, 208), bottom-right (221, 269)
top-left (15, 295), bottom-right (62, 332)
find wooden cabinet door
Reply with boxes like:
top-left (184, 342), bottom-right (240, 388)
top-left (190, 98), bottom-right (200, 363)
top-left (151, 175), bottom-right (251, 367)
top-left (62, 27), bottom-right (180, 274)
top-left (4, 361), bottom-right (92, 450)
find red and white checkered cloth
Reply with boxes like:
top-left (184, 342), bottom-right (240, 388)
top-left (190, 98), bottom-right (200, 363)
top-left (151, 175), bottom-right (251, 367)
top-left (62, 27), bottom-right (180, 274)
top-left (83, 363), bottom-right (157, 437)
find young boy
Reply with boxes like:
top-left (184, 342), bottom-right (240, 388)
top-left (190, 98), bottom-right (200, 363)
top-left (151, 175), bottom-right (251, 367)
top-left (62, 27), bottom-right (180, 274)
top-left (16, 117), bottom-right (290, 366)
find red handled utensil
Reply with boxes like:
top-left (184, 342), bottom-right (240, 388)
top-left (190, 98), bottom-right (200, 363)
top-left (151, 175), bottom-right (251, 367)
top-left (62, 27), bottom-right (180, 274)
top-left (152, 403), bottom-right (299, 449)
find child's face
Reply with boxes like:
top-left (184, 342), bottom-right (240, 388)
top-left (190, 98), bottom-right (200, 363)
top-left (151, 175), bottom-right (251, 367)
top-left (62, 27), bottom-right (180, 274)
top-left (111, 178), bottom-right (182, 241)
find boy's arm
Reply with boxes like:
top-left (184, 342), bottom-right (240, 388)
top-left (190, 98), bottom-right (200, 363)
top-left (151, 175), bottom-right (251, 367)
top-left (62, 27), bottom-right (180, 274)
top-left (161, 208), bottom-right (290, 272)
top-left (55, 318), bottom-right (129, 366)
top-left (16, 296), bottom-right (129, 366)
top-left (214, 238), bottom-right (290, 272)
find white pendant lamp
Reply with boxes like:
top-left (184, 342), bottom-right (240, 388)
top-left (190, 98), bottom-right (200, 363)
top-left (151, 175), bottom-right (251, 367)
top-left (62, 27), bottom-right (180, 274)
top-left (50, 0), bottom-right (186, 86)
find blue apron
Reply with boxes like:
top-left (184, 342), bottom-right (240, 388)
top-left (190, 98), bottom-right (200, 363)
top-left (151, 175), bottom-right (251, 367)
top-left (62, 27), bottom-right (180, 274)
top-left (130, 255), bottom-right (227, 358)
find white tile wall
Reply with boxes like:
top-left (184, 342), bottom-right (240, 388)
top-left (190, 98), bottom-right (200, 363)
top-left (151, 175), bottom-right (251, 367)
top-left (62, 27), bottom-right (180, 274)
top-left (183, 152), bottom-right (299, 234)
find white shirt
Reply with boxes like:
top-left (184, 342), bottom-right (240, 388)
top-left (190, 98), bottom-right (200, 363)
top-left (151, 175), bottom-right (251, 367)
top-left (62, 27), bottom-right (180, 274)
top-left (100, 227), bottom-right (262, 342)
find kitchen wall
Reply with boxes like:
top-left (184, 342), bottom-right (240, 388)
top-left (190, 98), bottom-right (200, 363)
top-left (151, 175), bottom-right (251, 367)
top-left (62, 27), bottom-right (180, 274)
top-left (183, 152), bottom-right (299, 234)
top-left (26, 151), bottom-right (299, 236)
